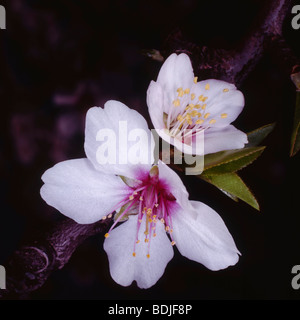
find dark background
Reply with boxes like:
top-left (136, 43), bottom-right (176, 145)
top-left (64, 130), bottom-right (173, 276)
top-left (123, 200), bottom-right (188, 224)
top-left (0, 0), bottom-right (299, 300)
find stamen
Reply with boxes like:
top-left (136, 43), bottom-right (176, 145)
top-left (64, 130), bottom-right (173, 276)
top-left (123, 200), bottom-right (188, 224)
top-left (204, 113), bottom-right (210, 119)
top-left (191, 93), bottom-right (195, 100)
top-left (145, 238), bottom-right (149, 243)
top-left (102, 216), bottom-right (107, 220)
top-left (173, 99), bottom-right (180, 107)
top-left (107, 213), bottom-right (112, 218)
top-left (209, 119), bottom-right (216, 124)
top-left (129, 195), bottom-right (134, 200)
top-left (104, 233), bottom-right (109, 238)
top-left (205, 83), bottom-right (210, 90)
top-left (132, 252), bottom-right (136, 257)
top-left (136, 240), bottom-right (140, 244)
top-left (177, 87), bottom-right (183, 92)
top-left (139, 196), bottom-right (143, 201)
top-left (146, 254), bottom-right (150, 259)
top-left (221, 113), bottom-right (228, 118)
top-left (171, 241), bottom-right (176, 246)
top-left (194, 77), bottom-right (198, 83)
top-left (184, 88), bottom-right (190, 94)
top-left (223, 88), bottom-right (229, 92)
top-left (195, 119), bottom-right (204, 125)
top-left (165, 226), bottom-right (170, 232)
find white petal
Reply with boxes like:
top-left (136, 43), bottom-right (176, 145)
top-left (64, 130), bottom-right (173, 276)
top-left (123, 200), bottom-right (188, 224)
top-left (203, 125), bottom-right (248, 154)
top-left (172, 200), bottom-right (240, 271)
top-left (41, 158), bottom-right (129, 224)
top-left (84, 101), bottom-right (154, 179)
top-left (104, 215), bottom-right (174, 289)
top-left (156, 53), bottom-right (194, 106)
top-left (147, 81), bottom-right (166, 130)
top-left (157, 161), bottom-right (192, 211)
top-left (191, 79), bottom-right (244, 128)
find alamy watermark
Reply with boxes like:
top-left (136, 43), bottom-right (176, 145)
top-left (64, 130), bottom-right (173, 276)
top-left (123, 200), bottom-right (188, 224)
top-left (291, 265), bottom-right (300, 290)
top-left (0, 5), bottom-right (6, 30)
top-left (0, 265), bottom-right (6, 290)
top-left (292, 5), bottom-right (300, 30)
top-left (95, 122), bottom-right (204, 175)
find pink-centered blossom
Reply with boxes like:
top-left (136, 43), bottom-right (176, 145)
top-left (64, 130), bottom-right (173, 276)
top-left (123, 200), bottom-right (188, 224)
top-left (40, 100), bottom-right (240, 289)
top-left (147, 53), bottom-right (248, 155)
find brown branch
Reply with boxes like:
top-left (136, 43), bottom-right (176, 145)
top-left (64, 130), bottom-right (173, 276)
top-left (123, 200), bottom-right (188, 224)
top-left (163, 0), bottom-right (293, 86)
top-left (0, 217), bottom-right (112, 299)
top-left (1, 0), bottom-right (297, 299)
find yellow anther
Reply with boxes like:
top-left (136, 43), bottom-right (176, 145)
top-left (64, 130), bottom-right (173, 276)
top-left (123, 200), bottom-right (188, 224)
top-left (191, 110), bottom-right (198, 117)
top-left (132, 252), bottom-right (136, 257)
top-left (146, 254), bottom-right (150, 259)
top-left (189, 103), bottom-right (195, 109)
top-left (223, 88), bottom-right (229, 92)
top-left (129, 195), bottom-right (134, 200)
top-left (221, 113), bottom-right (228, 118)
top-left (139, 196), bottom-right (143, 201)
top-left (147, 208), bottom-right (152, 215)
top-left (204, 113), bottom-right (210, 119)
top-left (171, 241), bottom-right (176, 246)
top-left (194, 104), bottom-right (201, 109)
top-left (191, 93), bottom-right (195, 100)
top-left (138, 219), bottom-right (143, 223)
top-left (197, 112), bottom-right (202, 117)
top-left (102, 216), bottom-right (107, 220)
top-left (144, 231), bottom-right (149, 235)
top-left (195, 119), bottom-right (204, 125)
top-left (209, 119), bottom-right (216, 124)
top-left (187, 119), bottom-right (193, 125)
top-left (202, 97), bottom-right (208, 102)
top-left (153, 215), bottom-right (157, 219)
top-left (198, 95), bottom-right (204, 101)
top-left (153, 233), bottom-right (157, 237)
top-left (170, 229), bottom-right (173, 233)
top-left (133, 191), bottom-right (138, 195)
top-left (173, 99), bottom-right (180, 107)
top-left (194, 77), bottom-right (198, 84)
top-left (184, 88), bottom-right (190, 94)
top-left (177, 115), bottom-right (183, 122)
top-left (178, 90), bottom-right (184, 97)
top-left (205, 83), bottom-right (210, 90)
top-left (104, 233), bottom-right (109, 238)
top-left (177, 87), bottom-right (183, 92)
top-left (202, 104), bottom-right (207, 110)
top-left (143, 207), bottom-right (147, 213)
top-left (136, 240), bottom-right (140, 244)
top-left (149, 218), bottom-right (153, 223)
top-left (145, 238), bottom-right (149, 243)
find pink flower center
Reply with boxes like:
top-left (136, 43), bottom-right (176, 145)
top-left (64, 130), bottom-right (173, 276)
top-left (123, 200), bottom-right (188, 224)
top-left (104, 166), bottom-right (177, 258)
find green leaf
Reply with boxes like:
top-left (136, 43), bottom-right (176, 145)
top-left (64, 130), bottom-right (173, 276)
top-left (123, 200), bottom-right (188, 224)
top-left (246, 123), bottom-right (276, 147)
top-left (201, 173), bottom-right (260, 210)
top-left (290, 91), bottom-right (300, 157)
top-left (202, 146), bottom-right (265, 175)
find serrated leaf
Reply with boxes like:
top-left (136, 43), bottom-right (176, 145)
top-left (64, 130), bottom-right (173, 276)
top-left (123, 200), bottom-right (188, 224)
top-left (246, 123), bottom-right (276, 147)
top-left (202, 146), bottom-right (265, 175)
top-left (201, 172), bottom-right (260, 210)
top-left (203, 146), bottom-right (265, 173)
top-left (290, 91), bottom-right (300, 157)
